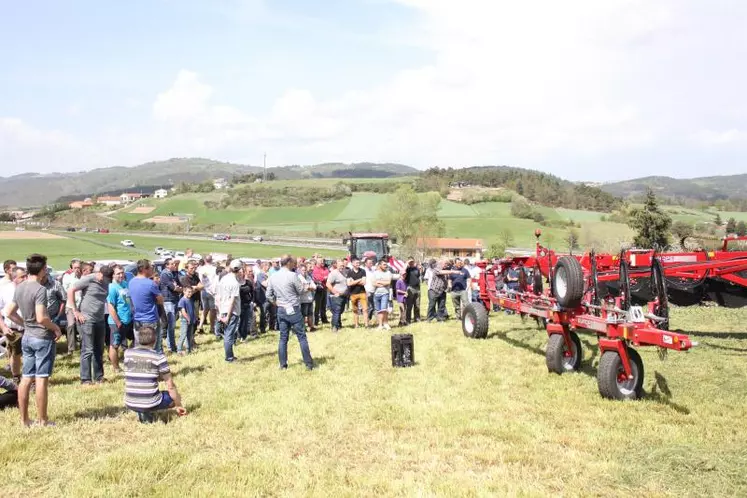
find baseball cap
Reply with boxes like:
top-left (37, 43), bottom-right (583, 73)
top-left (229, 259), bottom-right (242, 271)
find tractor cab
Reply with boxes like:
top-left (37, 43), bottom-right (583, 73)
top-left (342, 232), bottom-right (396, 263)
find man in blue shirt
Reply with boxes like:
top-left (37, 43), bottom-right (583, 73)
top-left (107, 264), bottom-right (133, 373)
top-left (448, 258), bottom-right (472, 319)
top-left (128, 259), bottom-right (165, 353)
top-left (159, 258), bottom-right (182, 353)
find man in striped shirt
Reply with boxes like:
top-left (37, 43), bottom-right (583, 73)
top-left (123, 326), bottom-right (186, 423)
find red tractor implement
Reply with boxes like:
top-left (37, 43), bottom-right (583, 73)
top-left (462, 252), bottom-right (696, 400)
top-left (530, 232), bottom-right (747, 308)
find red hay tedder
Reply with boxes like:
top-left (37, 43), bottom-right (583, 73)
top-left (461, 231), bottom-right (747, 400)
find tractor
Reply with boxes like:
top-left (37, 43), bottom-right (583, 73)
top-left (342, 232), bottom-right (405, 275)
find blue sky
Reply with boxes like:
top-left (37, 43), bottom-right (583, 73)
top-left (1, 0), bottom-right (746, 181)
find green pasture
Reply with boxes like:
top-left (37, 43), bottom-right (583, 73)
top-left (1, 300), bottom-right (745, 496)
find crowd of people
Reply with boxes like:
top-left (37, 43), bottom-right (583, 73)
top-left (1, 249), bottom-right (508, 426)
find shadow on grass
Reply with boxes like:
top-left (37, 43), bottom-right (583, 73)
top-left (51, 376), bottom-right (85, 386)
top-left (681, 330), bottom-right (747, 340)
top-left (700, 342), bottom-right (747, 353)
top-left (70, 405), bottom-right (128, 421)
top-left (176, 365), bottom-right (211, 376)
top-left (645, 372), bottom-right (690, 415)
top-left (310, 355), bottom-right (335, 367)
top-left (487, 330), bottom-right (601, 378)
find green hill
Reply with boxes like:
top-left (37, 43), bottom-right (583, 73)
top-left (601, 174), bottom-right (747, 205)
top-left (0, 159), bottom-right (417, 208)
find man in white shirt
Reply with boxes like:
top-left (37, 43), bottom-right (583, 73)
top-left (464, 259), bottom-right (482, 302)
top-left (61, 259), bottom-right (82, 355)
top-left (363, 257), bottom-right (377, 325)
top-left (197, 256), bottom-right (218, 336)
top-left (216, 260), bottom-right (241, 363)
top-left (1, 261), bottom-right (26, 381)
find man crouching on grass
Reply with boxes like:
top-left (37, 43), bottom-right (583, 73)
top-left (123, 326), bottom-right (187, 423)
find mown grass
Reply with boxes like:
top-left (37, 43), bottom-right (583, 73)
top-left (0, 237), bottom-right (141, 269)
top-left (68, 233), bottom-right (346, 259)
top-left (0, 303), bottom-right (744, 497)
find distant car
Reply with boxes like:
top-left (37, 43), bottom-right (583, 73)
top-left (161, 250), bottom-right (174, 258)
top-left (213, 233), bottom-right (231, 241)
top-left (120, 240), bottom-right (135, 247)
top-left (15, 226), bottom-right (25, 232)
top-left (251, 236), bottom-right (263, 242)
top-left (155, 247), bottom-right (165, 255)
top-left (66, 227), bottom-right (76, 232)
top-left (98, 228), bottom-right (110, 234)
top-left (174, 251), bottom-right (185, 259)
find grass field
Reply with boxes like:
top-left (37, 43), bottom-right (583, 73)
top-left (1, 302), bottom-right (745, 496)
top-left (0, 233), bottom-right (345, 269)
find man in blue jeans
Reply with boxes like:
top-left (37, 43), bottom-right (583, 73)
top-left (69, 264), bottom-right (114, 385)
top-left (128, 260), bottom-right (165, 353)
top-left (4, 253), bottom-right (62, 427)
top-left (267, 254), bottom-right (314, 370)
top-left (159, 258), bottom-right (182, 353)
top-left (325, 259), bottom-right (348, 333)
top-left (216, 259), bottom-right (242, 362)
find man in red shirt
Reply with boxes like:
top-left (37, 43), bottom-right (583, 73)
top-left (311, 258), bottom-right (329, 326)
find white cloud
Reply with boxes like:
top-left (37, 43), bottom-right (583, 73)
top-left (3, 0), bottom-right (747, 178)
top-left (693, 129), bottom-right (747, 146)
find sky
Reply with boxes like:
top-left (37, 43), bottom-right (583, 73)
top-left (1, 0), bottom-right (746, 182)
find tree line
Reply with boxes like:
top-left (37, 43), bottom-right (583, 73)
top-left (414, 166), bottom-right (621, 212)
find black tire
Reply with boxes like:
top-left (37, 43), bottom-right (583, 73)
top-left (552, 256), bottom-right (584, 308)
top-left (462, 302), bottom-right (489, 339)
top-left (532, 266), bottom-right (543, 295)
top-left (545, 332), bottom-right (582, 374)
top-left (597, 348), bottom-right (644, 400)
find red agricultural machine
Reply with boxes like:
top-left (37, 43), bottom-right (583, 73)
top-left (461, 231), bottom-right (747, 400)
top-left (342, 232), bottom-right (406, 274)
top-left (530, 232), bottom-right (747, 309)
top-left (462, 249), bottom-right (698, 401)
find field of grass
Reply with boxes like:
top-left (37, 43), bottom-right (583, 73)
top-left (0, 233), bottom-right (345, 269)
top-left (1, 300), bottom-right (745, 496)
top-left (70, 233), bottom-right (346, 259)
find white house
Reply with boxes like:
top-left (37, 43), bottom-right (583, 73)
top-left (213, 178), bottom-right (228, 189)
top-left (154, 188), bottom-right (168, 199)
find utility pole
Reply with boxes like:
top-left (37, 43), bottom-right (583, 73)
top-left (263, 152), bottom-right (267, 182)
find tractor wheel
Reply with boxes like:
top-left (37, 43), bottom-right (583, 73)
top-left (462, 302), bottom-right (489, 339)
top-left (545, 331), bottom-right (582, 374)
top-left (552, 256), bottom-right (584, 308)
top-left (597, 348), bottom-right (644, 400)
top-left (532, 265), bottom-right (543, 295)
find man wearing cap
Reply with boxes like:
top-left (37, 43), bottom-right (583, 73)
top-left (216, 259), bottom-right (241, 362)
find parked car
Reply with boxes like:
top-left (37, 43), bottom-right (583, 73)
top-left (251, 235), bottom-right (263, 242)
top-left (213, 233), bottom-right (231, 241)
top-left (155, 247), bottom-right (165, 255)
top-left (174, 251), bottom-right (185, 259)
top-left (161, 250), bottom-right (174, 258)
top-left (120, 239), bottom-right (135, 247)
top-left (98, 228), bottom-right (110, 233)
top-left (66, 227), bottom-right (76, 232)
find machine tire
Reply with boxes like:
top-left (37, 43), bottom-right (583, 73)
top-left (545, 332), bottom-right (582, 374)
top-left (462, 302), bottom-right (489, 339)
top-left (597, 348), bottom-right (644, 400)
top-left (552, 256), bottom-right (584, 308)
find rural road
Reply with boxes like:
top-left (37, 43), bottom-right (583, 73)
top-left (61, 230), bottom-right (346, 253)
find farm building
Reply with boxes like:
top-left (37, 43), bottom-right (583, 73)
top-left (213, 178), bottom-right (228, 189)
top-left (96, 196), bottom-right (121, 206)
top-left (154, 188), bottom-right (168, 199)
top-left (69, 200), bottom-right (93, 209)
top-left (120, 192), bottom-right (144, 203)
top-left (415, 238), bottom-right (484, 259)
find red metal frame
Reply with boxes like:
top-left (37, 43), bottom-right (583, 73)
top-left (475, 261), bottom-right (695, 378)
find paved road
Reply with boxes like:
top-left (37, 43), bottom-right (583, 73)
top-left (63, 230), bottom-right (345, 253)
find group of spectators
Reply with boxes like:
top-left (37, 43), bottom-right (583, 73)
top-left (0, 248), bottom-right (499, 426)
